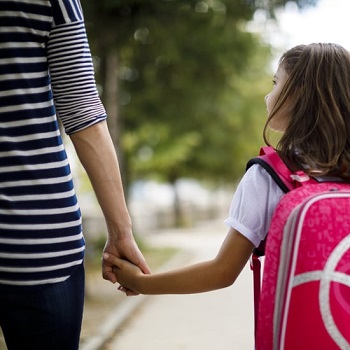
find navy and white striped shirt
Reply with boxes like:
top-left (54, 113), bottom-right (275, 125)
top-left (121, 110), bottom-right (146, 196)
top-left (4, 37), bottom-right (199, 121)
top-left (0, 0), bottom-right (107, 286)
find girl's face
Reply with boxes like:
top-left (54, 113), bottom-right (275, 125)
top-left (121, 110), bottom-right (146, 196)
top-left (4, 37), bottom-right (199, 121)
top-left (265, 65), bottom-right (290, 132)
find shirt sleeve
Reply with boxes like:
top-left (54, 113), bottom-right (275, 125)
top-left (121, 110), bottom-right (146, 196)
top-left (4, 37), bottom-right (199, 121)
top-left (224, 164), bottom-right (285, 247)
top-left (47, 0), bottom-right (107, 134)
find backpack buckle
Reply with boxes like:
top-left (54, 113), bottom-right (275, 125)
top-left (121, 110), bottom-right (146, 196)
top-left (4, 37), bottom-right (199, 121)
top-left (290, 171), bottom-right (310, 183)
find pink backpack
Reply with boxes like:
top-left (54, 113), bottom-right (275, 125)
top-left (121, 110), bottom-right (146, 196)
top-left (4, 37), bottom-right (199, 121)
top-left (248, 147), bottom-right (350, 350)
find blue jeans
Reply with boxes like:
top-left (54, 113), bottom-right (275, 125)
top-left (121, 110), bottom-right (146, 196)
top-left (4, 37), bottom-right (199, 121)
top-left (0, 263), bottom-right (85, 350)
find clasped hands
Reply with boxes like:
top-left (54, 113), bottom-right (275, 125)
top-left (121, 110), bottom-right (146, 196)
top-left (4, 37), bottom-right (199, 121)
top-left (103, 253), bottom-right (144, 296)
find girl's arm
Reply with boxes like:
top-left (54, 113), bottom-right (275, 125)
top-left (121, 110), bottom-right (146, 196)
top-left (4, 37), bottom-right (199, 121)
top-left (105, 228), bottom-right (254, 295)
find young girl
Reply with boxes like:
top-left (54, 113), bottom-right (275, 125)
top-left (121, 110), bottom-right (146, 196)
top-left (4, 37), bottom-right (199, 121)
top-left (104, 42), bottom-right (350, 296)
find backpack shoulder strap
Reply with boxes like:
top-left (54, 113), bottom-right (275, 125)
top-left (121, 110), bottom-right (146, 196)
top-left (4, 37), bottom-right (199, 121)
top-left (247, 146), bottom-right (293, 340)
top-left (246, 146), bottom-right (294, 194)
top-left (248, 146), bottom-right (337, 343)
top-left (248, 146), bottom-right (319, 342)
top-left (247, 146), bottom-right (293, 258)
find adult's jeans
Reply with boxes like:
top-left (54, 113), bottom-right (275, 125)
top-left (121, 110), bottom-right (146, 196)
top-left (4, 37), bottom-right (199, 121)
top-left (0, 263), bottom-right (85, 350)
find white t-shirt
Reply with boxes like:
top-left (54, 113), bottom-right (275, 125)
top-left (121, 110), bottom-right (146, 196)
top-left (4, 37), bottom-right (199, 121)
top-left (224, 164), bottom-right (285, 247)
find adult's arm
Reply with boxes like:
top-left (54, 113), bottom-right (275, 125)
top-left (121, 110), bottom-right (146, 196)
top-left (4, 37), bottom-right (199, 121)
top-left (70, 121), bottom-right (150, 282)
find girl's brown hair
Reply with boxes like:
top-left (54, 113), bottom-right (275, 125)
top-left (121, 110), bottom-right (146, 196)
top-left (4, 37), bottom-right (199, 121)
top-left (263, 43), bottom-right (350, 179)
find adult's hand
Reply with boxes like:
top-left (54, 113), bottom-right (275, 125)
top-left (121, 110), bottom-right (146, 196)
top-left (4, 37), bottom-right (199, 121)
top-left (102, 231), bottom-right (150, 285)
top-left (70, 121), bottom-right (150, 290)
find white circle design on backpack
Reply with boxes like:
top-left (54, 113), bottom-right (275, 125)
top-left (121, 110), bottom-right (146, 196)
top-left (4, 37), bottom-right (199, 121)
top-left (319, 235), bottom-right (350, 350)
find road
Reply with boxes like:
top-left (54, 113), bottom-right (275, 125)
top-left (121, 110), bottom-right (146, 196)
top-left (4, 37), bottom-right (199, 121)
top-left (104, 219), bottom-right (255, 350)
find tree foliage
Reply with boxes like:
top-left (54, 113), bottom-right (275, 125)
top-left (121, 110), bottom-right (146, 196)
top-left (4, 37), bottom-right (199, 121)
top-left (82, 0), bottom-right (318, 189)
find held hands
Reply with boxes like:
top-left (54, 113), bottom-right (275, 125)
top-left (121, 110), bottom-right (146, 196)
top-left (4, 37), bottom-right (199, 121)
top-left (102, 232), bottom-right (150, 295)
top-left (103, 253), bottom-right (143, 296)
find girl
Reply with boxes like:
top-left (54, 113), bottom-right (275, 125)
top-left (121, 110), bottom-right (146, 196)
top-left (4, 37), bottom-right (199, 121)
top-left (104, 42), bottom-right (350, 296)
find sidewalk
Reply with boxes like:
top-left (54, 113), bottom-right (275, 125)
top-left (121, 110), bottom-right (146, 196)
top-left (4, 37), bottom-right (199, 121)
top-left (81, 220), bottom-right (255, 350)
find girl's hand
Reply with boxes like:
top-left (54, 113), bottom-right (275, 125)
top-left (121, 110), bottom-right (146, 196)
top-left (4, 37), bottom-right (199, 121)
top-left (102, 233), bottom-right (150, 285)
top-left (103, 253), bottom-right (143, 295)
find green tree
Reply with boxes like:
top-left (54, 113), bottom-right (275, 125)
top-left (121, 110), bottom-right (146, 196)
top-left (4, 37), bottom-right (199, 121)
top-left (82, 0), bottom-right (318, 224)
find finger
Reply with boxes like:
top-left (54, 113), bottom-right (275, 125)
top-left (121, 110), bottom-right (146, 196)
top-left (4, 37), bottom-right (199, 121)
top-left (139, 260), bottom-right (151, 275)
top-left (117, 285), bottom-right (128, 294)
top-left (126, 290), bottom-right (139, 296)
top-left (103, 253), bottom-right (123, 267)
top-left (117, 284), bottom-right (138, 295)
top-left (103, 271), bottom-right (117, 284)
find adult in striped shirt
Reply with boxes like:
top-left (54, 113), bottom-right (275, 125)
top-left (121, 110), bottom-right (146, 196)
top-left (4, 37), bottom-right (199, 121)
top-left (0, 1), bottom-right (150, 349)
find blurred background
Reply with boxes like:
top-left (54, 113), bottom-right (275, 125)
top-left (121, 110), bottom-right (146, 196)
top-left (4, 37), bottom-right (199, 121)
top-left (1, 0), bottom-right (349, 349)
top-left (70, 0), bottom-right (350, 237)
top-left (66, 0), bottom-right (350, 347)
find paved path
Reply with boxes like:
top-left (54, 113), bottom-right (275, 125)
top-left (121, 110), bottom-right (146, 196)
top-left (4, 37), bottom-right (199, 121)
top-left (104, 220), bottom-right (255, 350)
